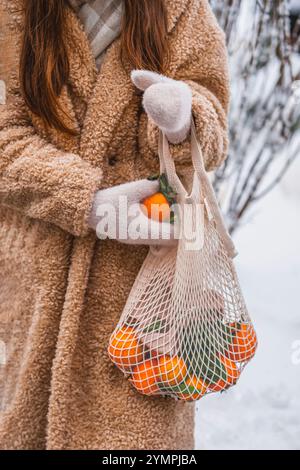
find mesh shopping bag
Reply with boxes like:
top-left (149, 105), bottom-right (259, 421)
top-left (108, 121), bottom-right (257, 401)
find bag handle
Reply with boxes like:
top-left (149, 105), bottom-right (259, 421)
top-left (190, 121), bottom-right (237, 258)
top-left (158, 131), bottom-right (188, 198)
top-left (158, 120), bottom-right (237, 258)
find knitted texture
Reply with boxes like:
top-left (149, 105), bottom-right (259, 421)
top-left (0, 0), bottom-right (229, 450)
top-left (87, 179), bottom-right (177, 245)
top-left (132, 70), bottom-right (193, 144)
top-left (69, 0), bottom-right (123, 70)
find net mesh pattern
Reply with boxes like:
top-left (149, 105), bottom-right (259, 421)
top-left (108, 123), bottom-right (257, 401)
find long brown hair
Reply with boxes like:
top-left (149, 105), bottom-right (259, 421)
top-left (20, 0), bottom-right (169, 135)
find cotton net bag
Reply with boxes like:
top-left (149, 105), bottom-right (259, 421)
top-left (108, 121), bottom-right (257, 401)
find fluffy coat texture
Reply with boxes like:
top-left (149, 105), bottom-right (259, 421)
top-left (0, 0), bottom-right (230, 450)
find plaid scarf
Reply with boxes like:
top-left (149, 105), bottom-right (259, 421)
top-left (69, 0), bottom-right (123, 70)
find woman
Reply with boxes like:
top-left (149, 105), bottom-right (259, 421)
top-left (0, 0), bottom-right (229, 450)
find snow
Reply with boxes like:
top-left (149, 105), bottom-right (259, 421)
top-left (195, 169), bottom-right (300, 450)
top-left (290, 0), bottom-right (300, 14)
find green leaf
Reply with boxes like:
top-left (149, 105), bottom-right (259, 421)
top-left (179, 318), bottom-right (230, 384)
top-left (157, 381), bottom-right (186, 394)
top-left (169, 211), bottom-right (176, 225)
top-left (143, 320), bottom-right (164, 334)
top-left (147, 174), bottom-right (160, 181)
top-left (159, 174), bottom-right (177, 205)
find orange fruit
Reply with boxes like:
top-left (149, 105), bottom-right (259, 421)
top-left (227, 323), bottom-right (257, 363)
top-left (130, 359), bottom-right (160, 395)
top-left (108, 326), bottom-right (143, 371)
top-left (141, 192), bottom-right (171, 222)
top-left (209, 380), bottom-right (226, 392)
top-left (177, 376), bottom-right (208, 401)
top-left (209, 355), bottom-right (240, 392)
top-left (157, 355), bottom-right (187, 387)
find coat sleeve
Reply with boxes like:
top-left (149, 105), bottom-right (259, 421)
top-left (0, 5), bottom-right (102, 237)
top-left (147, 0), bottom-right (230, 172)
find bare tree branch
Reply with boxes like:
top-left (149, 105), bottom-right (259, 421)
top-left (210, 0), bottom-right (300, 233)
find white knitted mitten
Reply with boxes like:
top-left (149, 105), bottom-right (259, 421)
top-left (88, 179), bottom-right (177, 245)
top-left (131, 70), bottom-right (192, 144)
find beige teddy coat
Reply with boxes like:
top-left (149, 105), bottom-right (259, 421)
top-left (0, 0), bottom-right (229, 450)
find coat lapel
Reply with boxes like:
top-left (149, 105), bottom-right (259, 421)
top-left (65, 7), bottom-right (98, 105)
top-left (66, 0), bottom-right (189, 168)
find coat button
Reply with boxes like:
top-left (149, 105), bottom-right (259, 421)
top-left (108, 155), bottom-right (118, 166)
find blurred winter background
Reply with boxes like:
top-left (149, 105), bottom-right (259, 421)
top-left (195, 0), bottom-right (300, 450)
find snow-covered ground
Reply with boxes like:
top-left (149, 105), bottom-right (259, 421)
top-left (195, 164), bottom-right (300, 450)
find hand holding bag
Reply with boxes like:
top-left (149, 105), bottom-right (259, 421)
top-left (108, 121), bottom-right (257, 401)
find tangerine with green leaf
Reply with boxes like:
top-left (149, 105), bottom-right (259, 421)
top-left (177, 376), bottom-right (208, 401)
top-left (142, 174), bottom-right (176, 223)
